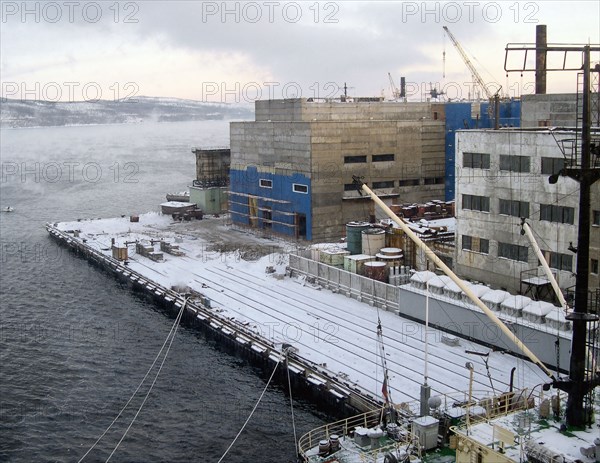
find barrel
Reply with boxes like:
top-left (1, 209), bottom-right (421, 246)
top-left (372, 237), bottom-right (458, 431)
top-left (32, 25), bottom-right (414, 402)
top-left (346, 222), bottom-right (371, 255)
top-left (329, 435), bottom-right (340, 452)
top-left (362, 228), bottom-right (386, 256)
top-left (364, 261), bottom-right (388, 282)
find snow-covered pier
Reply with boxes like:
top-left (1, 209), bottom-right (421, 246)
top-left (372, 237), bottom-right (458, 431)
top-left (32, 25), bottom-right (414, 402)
top-left (46, 213), bottom-right (549, 418)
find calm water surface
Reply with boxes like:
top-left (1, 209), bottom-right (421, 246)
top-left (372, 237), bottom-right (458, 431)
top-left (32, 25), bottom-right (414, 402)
top-left (0, 121), bottom-right (328, 463)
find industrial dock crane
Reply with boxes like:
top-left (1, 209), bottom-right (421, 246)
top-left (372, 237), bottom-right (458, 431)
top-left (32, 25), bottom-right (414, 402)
top-left (443, 25), bottom-right (495, 100)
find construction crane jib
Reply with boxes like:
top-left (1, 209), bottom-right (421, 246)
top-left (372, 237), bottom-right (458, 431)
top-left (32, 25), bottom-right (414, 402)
top-left (443, 25), bottom-right (494, 100)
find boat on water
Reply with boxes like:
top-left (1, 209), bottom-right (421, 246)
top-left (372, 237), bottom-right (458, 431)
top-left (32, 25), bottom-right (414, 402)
top-left (1, 206), bottom-right (14, 212)
top-left (298, 181), bottom-right (600, 463)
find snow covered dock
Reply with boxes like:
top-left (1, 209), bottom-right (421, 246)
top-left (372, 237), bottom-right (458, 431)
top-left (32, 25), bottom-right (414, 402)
top-left (47, 213), bottom-right (550, 413)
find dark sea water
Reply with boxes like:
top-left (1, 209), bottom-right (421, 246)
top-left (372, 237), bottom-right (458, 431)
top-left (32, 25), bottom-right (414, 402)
top-left (0, 121), bottom-right (327, 462)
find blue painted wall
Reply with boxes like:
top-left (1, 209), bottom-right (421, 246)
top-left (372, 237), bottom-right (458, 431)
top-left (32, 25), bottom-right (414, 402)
top-left (445, 100), bottom-right (521, 200)
top-left (229, 166), bottom-right (312, 240)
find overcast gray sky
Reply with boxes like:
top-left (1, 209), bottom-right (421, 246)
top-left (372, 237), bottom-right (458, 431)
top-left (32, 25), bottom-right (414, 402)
top-left (1, 1), bottom-right (599, 103)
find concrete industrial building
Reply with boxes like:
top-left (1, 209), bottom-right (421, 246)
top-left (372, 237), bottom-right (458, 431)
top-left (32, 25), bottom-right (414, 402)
top-left (229, 98), bottom-right (446, 242)
top-left (189, 147), bottom-right (230, 215)
top-left (454, 128), bottom-right (600, 298)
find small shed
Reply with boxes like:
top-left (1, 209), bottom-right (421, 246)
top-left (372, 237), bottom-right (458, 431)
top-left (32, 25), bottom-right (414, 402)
top-left (481, 290), bottom-right (510, 312)
top-left (545, 308), bottom-right (572, 331)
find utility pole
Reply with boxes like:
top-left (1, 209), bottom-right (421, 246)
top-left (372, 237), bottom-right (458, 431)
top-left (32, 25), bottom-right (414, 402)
top-left (505, 40), bottom-right (600, 428)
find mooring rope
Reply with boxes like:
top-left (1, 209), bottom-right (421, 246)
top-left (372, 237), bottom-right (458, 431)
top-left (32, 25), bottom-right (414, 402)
top-left (77, 297), bottom-right (188, 463)
top-left (216, 354), bottom-right (283, 463)
top-left (104, 298), bottom-right (188, 462)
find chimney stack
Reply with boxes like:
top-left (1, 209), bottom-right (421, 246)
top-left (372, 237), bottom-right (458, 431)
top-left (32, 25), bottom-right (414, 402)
top-left (535, 25), bottom-right (547, 94)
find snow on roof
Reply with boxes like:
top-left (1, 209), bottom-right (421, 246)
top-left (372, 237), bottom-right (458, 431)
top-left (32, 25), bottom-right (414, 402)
top-left (160, 201), bottom-right (195, 207)
top-left (523, 300), bottom-right (556, 317)
top-left (427, 275), bottom-right (453, 289)
top-left (501, 295), bottom-right (532, 310)
top-left (409, 270), bottom-right (437, 284)
top-left (466, 284), bottom-right (491, 299)
top-left (545, 308), bottom-right (569, 322)
top-left (481, 289), bottom-right (510, 304)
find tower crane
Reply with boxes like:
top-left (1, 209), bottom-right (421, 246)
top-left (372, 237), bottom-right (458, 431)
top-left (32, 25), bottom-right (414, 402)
top-left (443, 25), bottom-right (495, 100)
top-left (388, 73), bottom-right (401, 100)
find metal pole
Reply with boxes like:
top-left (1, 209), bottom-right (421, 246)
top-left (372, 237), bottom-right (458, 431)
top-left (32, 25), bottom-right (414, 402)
top-left (566, 45), bottom-right (593, 428)
top-left (521, 221), bottom-right (568, 309)
top-left (358, 181), bottom-right (555, 379)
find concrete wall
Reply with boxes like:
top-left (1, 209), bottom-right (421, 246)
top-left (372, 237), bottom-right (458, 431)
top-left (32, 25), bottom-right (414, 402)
top-left (521, 93), bottom-right (578, 128)
top-left (445, 100), bottom-right (521, 201)
top-left (255, 98), bottom-right (442, 122)
top-left (455, 129), bottom-right (579, 293)
top-left (230, 99), bottom-right (447, 243)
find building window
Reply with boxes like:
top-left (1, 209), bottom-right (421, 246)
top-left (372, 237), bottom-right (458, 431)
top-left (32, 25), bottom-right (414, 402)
top-left (499, 154), bottom-right (530, 173)
top-left (344, 155), bottom-right (367, 163)
top-left (498, 242), bottom-right (528, 262)
top-left (540, 204), bottom-right (575, 225)
top-left (499, 199), bottom-right (529, 218)
top-left (424, 177), bottom-right (444, 185)
top-left (543, 250), bottom-right (573, 272)
top-left (259, 179), bottom-right (272, 188)
top-left (399, 178), bottom-right (419, 186)
top-left (344, 183), bottom-right (358, 192)
top-left (462, 194), bottom-right (490, 212)
top-left (541, 157), bottom-right (565, 175)
top-left (593, 210), bottom-right (600, 226)
top-left (592, 259), bottom-right (599, 275)
top-left (463, 152), bottom-right (490, 169)
top-left (292, 183), bottom-right (308, 194)
top-left (372, 154), bottom-right (395, 162)
top-left (462, 235), bottom-right (489, 254)
top-left (372, 180), bottom-right (395, 189)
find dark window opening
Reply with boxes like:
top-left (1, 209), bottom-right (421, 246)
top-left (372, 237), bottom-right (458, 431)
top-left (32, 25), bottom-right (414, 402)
top-left (344, 155), bottom-right (367, 164)
top-left (499, 154), bottom-right (530, 173)
top-left (259, 179), bottom-right (272, 188)
top-left (541, 157), bottom-right (565, 175)
top-left (540, 204), bottom-right (575, 225)
top-left (499, 199), bottom-right (529, 218)
top-left (399, 178), bottom-right (420, 186)
top-left (498, 242), bottom-right (528, 262)
top-left (372, 180), bottom-right (395, 189)
top-left (462, 194), bottom-right (490, 212)
top-left (293, 184), bottom-right (308, 194)
top-left (372, 154), bottom-right (395, 162)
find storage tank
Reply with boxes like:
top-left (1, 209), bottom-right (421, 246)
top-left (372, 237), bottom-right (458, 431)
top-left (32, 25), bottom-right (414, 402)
top-left (362, 228), bottom-right (386, 256)
top-left (364, 261), bottom-right (388, 282)
top-left (346, 222), bottom-right (371, 255)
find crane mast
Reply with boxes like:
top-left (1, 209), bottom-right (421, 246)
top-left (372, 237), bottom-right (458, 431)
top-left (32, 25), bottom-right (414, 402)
top-left (443, 25), bottom-right (493, 100)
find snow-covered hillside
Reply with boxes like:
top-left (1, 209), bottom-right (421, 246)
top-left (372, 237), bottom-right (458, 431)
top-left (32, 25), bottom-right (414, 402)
top-left (0, 96), bottom-right (254, 128)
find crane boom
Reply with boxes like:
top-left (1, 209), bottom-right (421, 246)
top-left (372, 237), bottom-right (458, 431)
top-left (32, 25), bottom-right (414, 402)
top-left (443, 25), bottom-right (493, 99)
top-left (388, 72), bottom-right (400, 99)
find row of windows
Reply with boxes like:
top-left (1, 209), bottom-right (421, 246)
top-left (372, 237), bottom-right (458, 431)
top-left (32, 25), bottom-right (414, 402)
top-left (462, 153), bottom-right (565, 175)
top-left (258, 179), bottom-right (308, 194)
top-left (463, 195), bottom-right (575, 224)
top-left (343, 178), bottom-right (444, 191)
top-left (344, 154), bottom-right (395, 164)
top-left (498, 199), bottom-right (529, 218)
top-left (462, 236), bottom-right (576, 271)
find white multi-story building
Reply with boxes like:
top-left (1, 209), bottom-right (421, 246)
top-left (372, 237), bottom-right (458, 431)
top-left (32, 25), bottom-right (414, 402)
top-left (454, 128), bottom-right (587, 295)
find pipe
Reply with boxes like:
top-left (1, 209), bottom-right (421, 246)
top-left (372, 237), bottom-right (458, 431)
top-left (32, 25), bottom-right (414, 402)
top-left (520, 220), bottom-right (568, 309)
top-left (356, 180), bottom-right (555, 379)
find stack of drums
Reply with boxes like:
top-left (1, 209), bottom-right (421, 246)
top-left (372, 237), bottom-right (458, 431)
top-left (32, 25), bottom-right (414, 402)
top-left (376, 247), bottom-right (403, 268)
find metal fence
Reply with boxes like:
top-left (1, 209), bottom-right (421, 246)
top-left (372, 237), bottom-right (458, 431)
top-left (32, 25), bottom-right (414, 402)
top-left (289, 254), bottom-right (400, 313)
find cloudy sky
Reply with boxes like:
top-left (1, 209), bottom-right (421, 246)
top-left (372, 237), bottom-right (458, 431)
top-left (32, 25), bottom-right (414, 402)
top-left (1, 1), bottom-right (599, 103)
